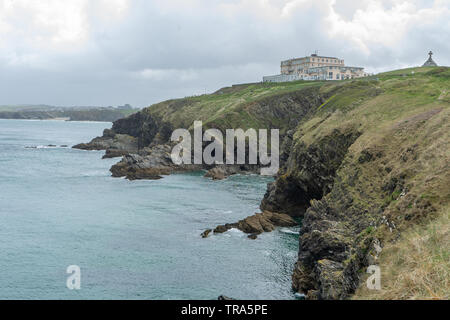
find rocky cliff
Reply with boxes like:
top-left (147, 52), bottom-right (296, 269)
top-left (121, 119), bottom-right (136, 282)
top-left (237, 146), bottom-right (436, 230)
top-left (262, 67), bottom-right (449, 299)
top-left (75, 67), bottom-right (449, 299)
top-left (74, 82), bottom-right (330, 179)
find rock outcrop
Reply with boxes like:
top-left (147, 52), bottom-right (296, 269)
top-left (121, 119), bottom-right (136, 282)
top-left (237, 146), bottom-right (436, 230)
top-left (73, 112), bottom-right (172, 157)
top-left (73, 129), bottom-right (138, 156)
top-left (74, 84), bottom-right (331, 181)
top-left (204, 164), bottom-right (259, 180)
top-left (205, 211), bottom-right (298, 239)
top-left (109, 145), bottom-right (203, 180)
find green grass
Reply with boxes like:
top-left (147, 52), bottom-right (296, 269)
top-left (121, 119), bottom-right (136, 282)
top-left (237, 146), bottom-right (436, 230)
top-left (354, 206), bottom-right (449, 300)
top-left (143, 80), bottom-right (324, 130)
top-left (135, 66), bottom-right (447, 136)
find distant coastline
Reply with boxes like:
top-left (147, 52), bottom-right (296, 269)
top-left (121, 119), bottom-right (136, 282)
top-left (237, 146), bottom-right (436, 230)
top-left (0, 106), bottom-right (138, 122)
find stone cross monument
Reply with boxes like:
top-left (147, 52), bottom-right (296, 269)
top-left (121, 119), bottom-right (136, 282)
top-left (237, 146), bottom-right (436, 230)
top-left (422, 51), bottom-right (438, 67)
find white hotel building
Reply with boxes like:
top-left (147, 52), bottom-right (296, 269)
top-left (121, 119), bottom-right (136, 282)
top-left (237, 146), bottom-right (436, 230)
top-left (263, 53), bottom-right (368, 82)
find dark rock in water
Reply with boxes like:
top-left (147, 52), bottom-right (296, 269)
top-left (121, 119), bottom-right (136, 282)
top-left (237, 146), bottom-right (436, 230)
top-left (238, 213), bottom-right (274, 234)
top-left (248, 234), bottom-right (259, 240)
top-left (72, 142), bottom-right (99, 150)
top-left (218, 295), bottom-right (235, 300)
top-left (73, 130), bottom-right (139, 158)
top-left (201, 229), bottom-right (212, 238)
top-left (204, 164), bottom-right (259, 180)
top-left (126, 169), bottom-right (164, 180)
top-left (60, 145), bottom-right (68, 148)
top-left (47, 144), bottom-right (57, 147)
top-left (238, 211), bottom-right (297, 234)
top-left (209, 211), bottom-right (297, 237)
top-left (213, 225), bottom-right (227, 234)
top-left (213, 223), bottom-right (237, 234)
top-left (204, 167), bottom-right (226, 180)
top-left (110, 145), bottom-right (200, 180)
top-left (102, 149), bottom-right (130, 159)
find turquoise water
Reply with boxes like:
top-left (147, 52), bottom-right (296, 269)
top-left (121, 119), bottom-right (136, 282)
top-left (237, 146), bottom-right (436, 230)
top-left (0, 119), bottom-right (299, 300)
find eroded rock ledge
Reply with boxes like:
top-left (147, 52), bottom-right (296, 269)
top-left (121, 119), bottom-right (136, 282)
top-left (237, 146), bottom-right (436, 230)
top-left (202, 211), bottom-right (298, 240)
top-left (109, 145), bottom-right (200, 180)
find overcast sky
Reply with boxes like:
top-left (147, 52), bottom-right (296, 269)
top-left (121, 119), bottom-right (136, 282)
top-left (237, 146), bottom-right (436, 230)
top-left (0, 0), bottom-right (449, 107)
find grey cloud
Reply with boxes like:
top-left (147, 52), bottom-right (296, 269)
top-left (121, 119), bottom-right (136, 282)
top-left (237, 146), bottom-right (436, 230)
top-left (0, 0), bottom-right (448, 107)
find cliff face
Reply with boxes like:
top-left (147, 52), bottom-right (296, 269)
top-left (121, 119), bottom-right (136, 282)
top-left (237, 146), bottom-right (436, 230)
top-left (112, 112), bottom-right (174, 149)
top-left (262, 67), bottom-right (449, 299)
top-left (261, 128), bottom-right (361, 217)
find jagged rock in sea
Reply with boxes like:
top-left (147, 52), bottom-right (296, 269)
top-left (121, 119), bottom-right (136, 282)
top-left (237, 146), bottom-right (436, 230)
top-left (110, 145), bottom-right (202, 180)
top-left (218, 295), bottom-right (235, 300)
top-left (204, 167), bottom-right (227, 180)
top-left (208, 211), bottom-right (298, 239)
top-left (201, 229), bottom-right (212, 238)
top-left (73, 129), bottom-right (139, 156)
top-left (204, 164), bottom-right (259, 180)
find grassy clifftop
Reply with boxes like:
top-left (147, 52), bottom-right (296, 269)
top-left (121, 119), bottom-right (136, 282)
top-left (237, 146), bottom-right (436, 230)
top-left (141, 80), bottom-right (326, 133)
top-left (136, 66), bottom-right (447, 135)
top-left (108, 79), bottom-right (331, 150)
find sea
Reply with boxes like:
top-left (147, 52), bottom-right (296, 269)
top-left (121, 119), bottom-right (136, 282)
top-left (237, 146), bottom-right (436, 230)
top-left (0, 119), bottom-right (299, 300)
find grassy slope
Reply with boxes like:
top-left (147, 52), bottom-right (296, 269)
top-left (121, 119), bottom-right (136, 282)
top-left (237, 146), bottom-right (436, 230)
top-left (354, 205), bottom-right (449, 299)
top-left (142, 80), bottom-right (325, 131)
top-left (289, 66), bottom-right (449, 299)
